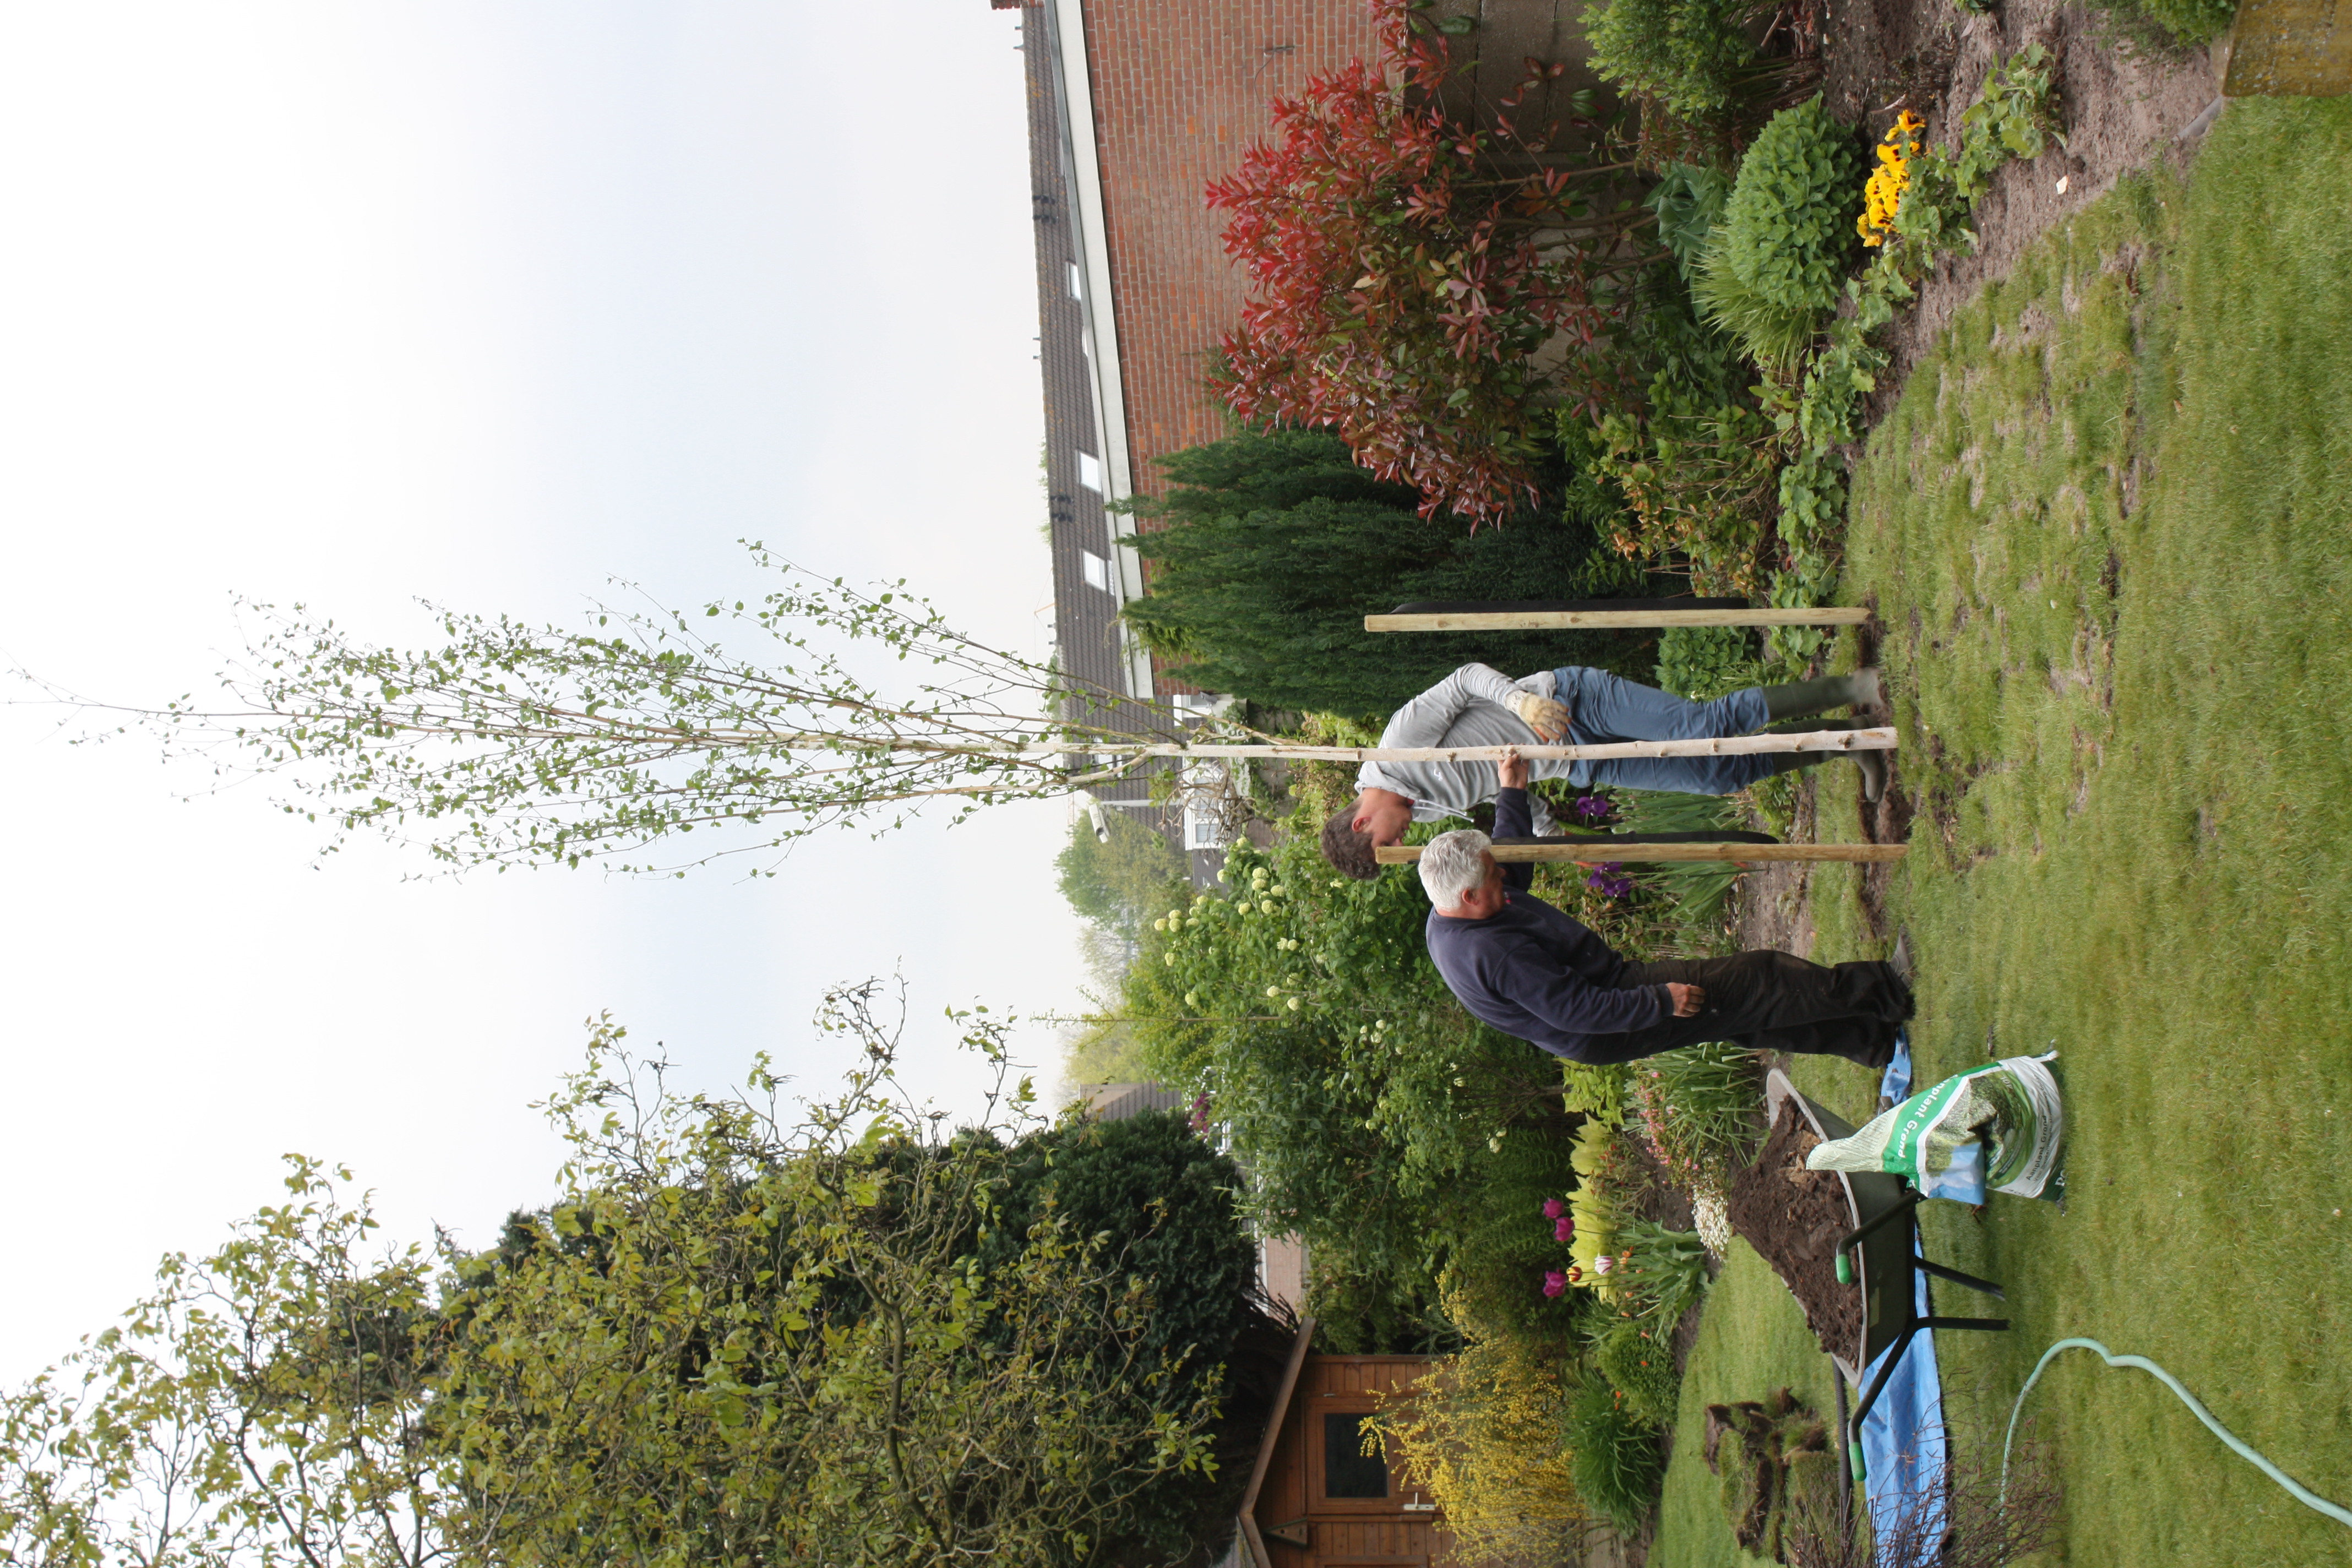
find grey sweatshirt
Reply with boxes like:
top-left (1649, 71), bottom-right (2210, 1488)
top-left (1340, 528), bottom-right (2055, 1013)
top-left (1355, 663), bottom-right (1575, 834)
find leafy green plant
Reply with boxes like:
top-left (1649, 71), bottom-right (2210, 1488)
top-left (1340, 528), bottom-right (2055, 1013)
top-left (1655, 624), bottom-right (1761, 700)
top-left (1648, 162), bottom-right (1734, 278)
top-left (2103, 0), bottom-right (2236, 43)
top-left (1560, 1059), bottom-right (1631, 1125)
top-left (1591, 1315), bottom-right (1683, 1427)
top-left (1565, 1378), bottom-right (1666, 1530)
top-left (1055, 810), bottom-right (1189, 941)
top-left (1589, 393), bottom-right (1783, 595)
top-left (1719, 97), bottom-right (1865, 312)
top-left (1690, 240), bottom-right (1819, 372)
top-left (1129, 825), bottom-right (1595, 1299)
top-left (1582, 0), bottom-right (1770, 120)
top-left (0, 1001), bottom-right (1239, 1568)
top-left (1610, 1219), bottom-right (1714, 1325)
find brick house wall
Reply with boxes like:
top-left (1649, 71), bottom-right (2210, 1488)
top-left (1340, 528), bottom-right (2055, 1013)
top-left (1073, 2), bottom-right (1385, 511)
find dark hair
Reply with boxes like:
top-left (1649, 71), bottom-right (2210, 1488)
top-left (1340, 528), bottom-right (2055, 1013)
top-left (1319, 805), bottom-right (1382, 881)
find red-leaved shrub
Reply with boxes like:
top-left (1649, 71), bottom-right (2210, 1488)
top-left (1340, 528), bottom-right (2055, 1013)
top-left (1207, 1), bottom-right (1649, 525)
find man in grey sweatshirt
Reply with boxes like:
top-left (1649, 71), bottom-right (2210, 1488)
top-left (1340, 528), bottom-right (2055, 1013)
top-left (1321, 661), bottom-right (1883, 880)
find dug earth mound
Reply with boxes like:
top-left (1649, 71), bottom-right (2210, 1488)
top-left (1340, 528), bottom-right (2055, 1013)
top-left (1726, 1099), bottom-right (1864, 1360)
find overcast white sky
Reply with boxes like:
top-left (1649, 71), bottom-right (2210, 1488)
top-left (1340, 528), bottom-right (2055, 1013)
top-left (0, 2), bottom-right (1096, 1381)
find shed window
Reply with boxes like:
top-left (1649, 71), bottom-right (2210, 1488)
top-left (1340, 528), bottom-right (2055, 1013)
top-left (1321, 1413), bottom-right (1387, 1499)
top-left (1077, 451), bottom-right (1104, 493)
top-left (1082, 551), bottom-right (1112, 592)
top-left (1069, 262), bottom-right (1083, 300)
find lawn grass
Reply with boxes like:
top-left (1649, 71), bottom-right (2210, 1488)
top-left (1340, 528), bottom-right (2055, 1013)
top-left (1655, 99), bottom-right (2352, 1566)
top-left (1654, 1241), bottom-right (1845, 1565)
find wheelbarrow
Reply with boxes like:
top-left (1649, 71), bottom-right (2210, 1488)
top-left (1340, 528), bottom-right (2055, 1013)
top-left (1765, 1070), bottom-right (2011, 1481)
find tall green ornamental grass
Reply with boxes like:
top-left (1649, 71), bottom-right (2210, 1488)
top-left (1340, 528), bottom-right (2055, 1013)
top-left (1690, 240), bottom-right (1820, 372)
top-left (1719, 97), bottom-right (1864, 311)
top-left (1631, 1042), bottom-right (1767, 1195)
top-left (1613, 787), bottom-right (1752, 932)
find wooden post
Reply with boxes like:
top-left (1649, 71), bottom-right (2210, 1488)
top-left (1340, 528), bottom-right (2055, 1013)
top-left (1374, 842), bottom-right (1905, 865)
top-left (1363, 606), bottom-right (1872, 632)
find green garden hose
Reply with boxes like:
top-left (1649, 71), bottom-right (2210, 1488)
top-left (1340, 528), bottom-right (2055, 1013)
top-left (2002, 1337), bottom-right (2352, 1529)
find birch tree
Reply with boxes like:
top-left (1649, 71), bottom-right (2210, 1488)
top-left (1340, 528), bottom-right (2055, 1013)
top-left (63, 544), bottom-right (1196, 878)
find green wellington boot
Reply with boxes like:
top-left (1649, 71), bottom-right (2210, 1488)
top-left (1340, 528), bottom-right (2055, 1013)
top-left (1760, 667), bottom-right (1884, 721)
top-left (1758, 720), bottom-right (1888, 803)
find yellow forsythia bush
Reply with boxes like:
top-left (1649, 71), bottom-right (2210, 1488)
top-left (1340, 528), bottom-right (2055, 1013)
top-left (1370, 1291), bottom-right (1586, 1566)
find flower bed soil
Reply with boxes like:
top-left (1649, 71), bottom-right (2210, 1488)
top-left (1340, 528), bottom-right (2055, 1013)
top-left (1726, 1098), bottom-right (1864, 1362)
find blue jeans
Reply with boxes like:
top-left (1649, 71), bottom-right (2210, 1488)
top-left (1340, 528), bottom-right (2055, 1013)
top-left (1550, 666), bottom-right (1773, 794)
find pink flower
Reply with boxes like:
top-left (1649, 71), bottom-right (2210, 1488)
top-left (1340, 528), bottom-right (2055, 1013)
top-left (1593, 1255), bottom-right (1615, 1276)
top-left (1541, 1197), bottom-right (1565, 1220)
top-left (1542, 1270), bottom-right (1568, 1298)
top-left (1554, 1215), bottom-right (1574, 1242)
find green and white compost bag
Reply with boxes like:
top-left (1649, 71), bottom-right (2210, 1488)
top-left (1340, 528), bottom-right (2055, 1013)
top-left (1805, 1054), bottom-right (2062, 1203)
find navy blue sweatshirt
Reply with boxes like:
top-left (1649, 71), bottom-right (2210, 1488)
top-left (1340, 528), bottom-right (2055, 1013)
top-left (1422, 787), bottom-right (1671, 1057)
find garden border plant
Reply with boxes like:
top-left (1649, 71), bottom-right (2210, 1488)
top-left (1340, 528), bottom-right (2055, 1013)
top-left (1758, 47), bottom-right (2060, 664)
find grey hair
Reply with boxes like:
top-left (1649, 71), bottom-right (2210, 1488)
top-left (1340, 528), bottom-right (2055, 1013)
top-left (1417, 828), bottom-right (1494, 910)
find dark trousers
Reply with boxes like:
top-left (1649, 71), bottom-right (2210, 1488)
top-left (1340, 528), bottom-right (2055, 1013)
top-left (1570, 951), bottom-right (1912, 1068)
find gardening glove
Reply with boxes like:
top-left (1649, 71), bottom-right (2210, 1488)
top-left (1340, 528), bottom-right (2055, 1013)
top-left (1504, 689), bottom-right (1572, 741)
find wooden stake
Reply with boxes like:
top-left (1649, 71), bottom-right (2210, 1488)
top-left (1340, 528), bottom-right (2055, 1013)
top-left (1095, 727), bottom-right (1896, 765)
top-left (1363, 607), bottom-right (1872, 632)
top-left (1375, 842), bottom-right (1906, 864)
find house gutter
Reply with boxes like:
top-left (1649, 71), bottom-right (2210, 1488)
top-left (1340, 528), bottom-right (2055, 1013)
top-left (1041, 0), bottom-right (1157, 701)
top-left (1237, 1316), bottom-right (1317, 1568)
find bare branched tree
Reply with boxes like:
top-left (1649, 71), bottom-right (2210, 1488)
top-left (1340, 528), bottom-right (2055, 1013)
top-left (1779, 1425), bottom-right (2062, 1568)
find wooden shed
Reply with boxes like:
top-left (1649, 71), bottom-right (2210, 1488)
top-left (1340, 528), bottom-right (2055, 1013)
top-left (1237, 1318), bottom-right (1453, 1568)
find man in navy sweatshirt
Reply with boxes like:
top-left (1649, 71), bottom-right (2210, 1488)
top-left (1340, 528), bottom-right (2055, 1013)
top-left (1419, 753), bottom-right (1910, 1067)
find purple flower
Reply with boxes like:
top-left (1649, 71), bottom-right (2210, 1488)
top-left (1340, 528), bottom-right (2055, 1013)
top-left (1573, 794), bottom-right (1611, 822)
top-left (1585, 862), bottom-right (1635, 899)
top-left (1541, 1197), bottom-right (1565, 1220)
top-left (1542, 1270), bottom-right (1569, 1298)
top-left (1188, 1093), bottom-right (1212, 1133)
top-left (1554, 1215), bottom-right (1574, 1243)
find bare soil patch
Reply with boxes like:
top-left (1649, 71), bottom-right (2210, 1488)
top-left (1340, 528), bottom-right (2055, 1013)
top-left (1803, 0), bottom-right (2222, 416)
